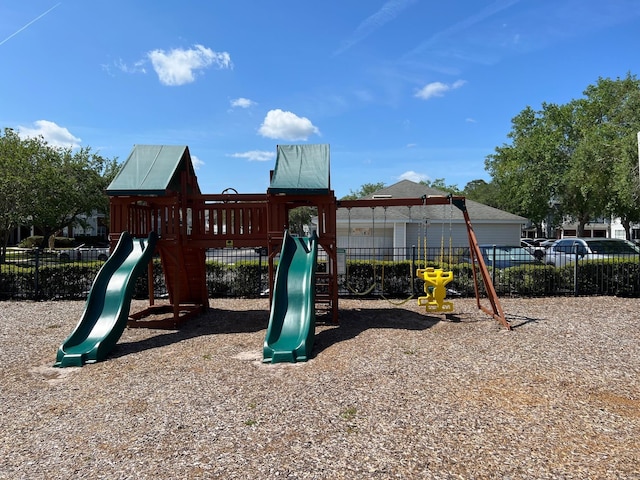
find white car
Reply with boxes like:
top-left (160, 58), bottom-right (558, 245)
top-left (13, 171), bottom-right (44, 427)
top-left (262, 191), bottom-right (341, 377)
top-left (544, 238), bottom-right (640, 267)
top-left (56, 244), bottom-right (110, 262)
top-left (520, 239), bottom-right (546, 260)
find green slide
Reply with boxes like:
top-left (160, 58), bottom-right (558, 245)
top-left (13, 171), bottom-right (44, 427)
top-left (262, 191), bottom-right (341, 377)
top-left (55, 231), bottom-right (158, 367)
top-left (263, 230), bottom-right (318, 363)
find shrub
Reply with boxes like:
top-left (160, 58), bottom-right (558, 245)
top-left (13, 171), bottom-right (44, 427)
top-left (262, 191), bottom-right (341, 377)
top-left (18, 236), bottom-right (75, 249)
top-left (206, 261), bottom-right (230, 297)
top-left (133, 259), bottom-right (165, 299)
top-left (229, 261), bottom-right (265, 297)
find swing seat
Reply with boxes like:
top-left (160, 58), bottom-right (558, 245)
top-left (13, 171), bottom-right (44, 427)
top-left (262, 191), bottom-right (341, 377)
top-left (417, 296), bottom-right (454, 312)
top-left (416, 267), bottom-right (454, 313)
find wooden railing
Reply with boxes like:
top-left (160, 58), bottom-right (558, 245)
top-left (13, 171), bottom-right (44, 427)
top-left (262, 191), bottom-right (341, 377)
top-left (110, 194), bottom-right (270, 249)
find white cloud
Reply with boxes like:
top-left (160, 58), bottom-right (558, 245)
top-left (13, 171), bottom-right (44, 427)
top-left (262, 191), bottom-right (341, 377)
top-left (191, 154), bottom-right (204, 170)
top-left (258, 109), bottom-right (320, 141)
top-left (230, 97), bottom-right (256, 108)
top-left (17, 120), bottom-right (81, 148)
top-left (229, 150), bottom-right (275, 162)
top-left (398, 170), bottom-right (429, 183)
top-left (147, 44), bottom-right (232, 86)
top-left (415, 80), bottom-right (466, 100)
top-left (114, 58), bottom-right (146, 75)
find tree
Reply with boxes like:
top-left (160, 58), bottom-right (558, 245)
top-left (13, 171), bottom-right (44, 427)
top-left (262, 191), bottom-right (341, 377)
top-left (0, 129), bottom-right (33, 261)
top-left (420, 178), bottom-right (462, 195)
top-left (340, 182), bottom-right (386, 200)
top-left (486, 73), bottom-right (640, 238)
top-left (0, 129), bottom-right (119, 261)
top-left (463, 179), bottom-right (501, 208)
top-left (582, 74), bottom-right (640, 239)
top-left (288, 206), bottom-right (315, 236)
top-left (486, 103), bottom-right (570, 236)
top-left (29, 145), bottom-right (119, 247)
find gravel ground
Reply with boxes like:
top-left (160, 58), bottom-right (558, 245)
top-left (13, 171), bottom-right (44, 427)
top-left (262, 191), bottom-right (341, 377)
top-left (0, 296), bottom-right (639, 479)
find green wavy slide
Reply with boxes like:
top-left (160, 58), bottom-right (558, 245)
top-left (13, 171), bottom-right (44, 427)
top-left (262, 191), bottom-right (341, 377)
top-left (263, 230), bottom-right (318, 363)
top-left (55, 231), bottom-right (158, 367)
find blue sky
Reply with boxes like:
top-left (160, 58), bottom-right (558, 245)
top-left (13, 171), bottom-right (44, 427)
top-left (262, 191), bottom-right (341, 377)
top-left (2, 1), bottom-right (639, 198)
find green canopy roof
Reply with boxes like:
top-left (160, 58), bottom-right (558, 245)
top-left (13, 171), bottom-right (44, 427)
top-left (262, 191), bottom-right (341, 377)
top-left (268, 144), bottom-right (330, 195)
top-left (106, 145), bottom-right (200, 196)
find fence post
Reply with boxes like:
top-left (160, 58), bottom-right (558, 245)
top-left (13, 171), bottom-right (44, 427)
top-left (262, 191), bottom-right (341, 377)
top-left (491, 245), bottom-right (496, 286)
top-left (411, 245), bottom-right (416, 293)
top-left (34, 249), bottom-right (40, 299)
top-left (573, 250), bottom-right (579, 296)
top-left (258, 248), bottom-right (263, 296)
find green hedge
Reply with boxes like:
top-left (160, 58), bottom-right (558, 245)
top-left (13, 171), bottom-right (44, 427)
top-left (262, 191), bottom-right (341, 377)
top-left (572, 259), bottom-right (640, 296)
top-left (2, 256), bottom-right (640, 301)
top-left (0, 262), bottom-right (103, 299)
top-left (341, 260), bottom-right (471, 298)
top-left (206, 260), bottom-right (268, 297)
top-left (340, 259), bottom-right (640, 298)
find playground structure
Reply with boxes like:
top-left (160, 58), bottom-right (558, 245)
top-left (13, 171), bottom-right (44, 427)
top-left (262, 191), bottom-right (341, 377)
top-left (55, 143), bottom-right (509, 366)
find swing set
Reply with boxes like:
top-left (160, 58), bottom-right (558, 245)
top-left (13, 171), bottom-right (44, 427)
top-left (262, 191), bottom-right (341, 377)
top-left (339, 194), bottom-right (509, 329)
top-left (344, 204), bottom-right (424, 305)
top-left (343, 197), bottom-right (453, 306)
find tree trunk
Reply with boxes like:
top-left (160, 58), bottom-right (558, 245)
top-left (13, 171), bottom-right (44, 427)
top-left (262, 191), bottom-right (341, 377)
top-left (577, 213), bottom-right (590, 238)
top-left (622, 218), bottom-right (632, 240)
top-left (39, 228), bottom-right (53, 251)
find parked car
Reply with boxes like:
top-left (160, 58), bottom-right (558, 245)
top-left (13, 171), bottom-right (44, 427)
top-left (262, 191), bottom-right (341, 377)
top-left (520, 239), bottom-right (546, 260)
top-left (538, 239), bottom-right (557, 249)
top-left (544, 238), bottom-right (640, 267)
top-left (467, 245), bottom-right (542, 269)
top-left (56, 244), bottom-right (110, 262)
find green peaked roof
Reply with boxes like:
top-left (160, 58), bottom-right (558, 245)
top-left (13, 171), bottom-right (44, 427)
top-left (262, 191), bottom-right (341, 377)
top-left (106, 145), bottom-right (200, 196)
top-left (268, 144), bottom-right (330, 195)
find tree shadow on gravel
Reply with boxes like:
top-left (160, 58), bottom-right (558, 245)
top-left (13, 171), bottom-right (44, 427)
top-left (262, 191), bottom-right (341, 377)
top-left (312, 307), bottom-right (444, 357)
top-left (111, 304), bottom-right (474, 362)
top-left (110, 306), bottom-right (270, 359)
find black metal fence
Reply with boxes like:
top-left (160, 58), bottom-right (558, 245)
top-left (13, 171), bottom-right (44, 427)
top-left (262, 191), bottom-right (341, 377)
top-left (2, 246), bottom-right (640, 301)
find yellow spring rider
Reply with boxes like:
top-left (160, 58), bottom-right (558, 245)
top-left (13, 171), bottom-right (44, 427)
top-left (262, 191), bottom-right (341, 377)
top-left (416, 267), bottom-right (454, 313)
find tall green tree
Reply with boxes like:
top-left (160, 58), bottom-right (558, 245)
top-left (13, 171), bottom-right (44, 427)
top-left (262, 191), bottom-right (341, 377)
top-left (0, 129), bottom-right (34, 261)
top-left (582, 74), bottom-right (640, 239)
top-left (0, 129), bottom-right (119, 260)
top-left (31, 144), bottom-right (120, 248)
top-left (486, 103), bottom-right (571, 236)
top-left (462, 179), bottom-right (501, 208)
top-left (486, 73), bottom-right (640, 238)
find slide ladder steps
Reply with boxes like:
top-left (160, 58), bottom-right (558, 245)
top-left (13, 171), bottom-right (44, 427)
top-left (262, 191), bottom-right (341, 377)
top-left (314, 271), bottom-right (334, 317)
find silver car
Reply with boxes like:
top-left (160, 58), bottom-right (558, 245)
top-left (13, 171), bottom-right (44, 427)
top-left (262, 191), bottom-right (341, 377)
top-left (56, 244), bottom-right (110, 262)
top-left (544, 238), bottom-right (640, 267)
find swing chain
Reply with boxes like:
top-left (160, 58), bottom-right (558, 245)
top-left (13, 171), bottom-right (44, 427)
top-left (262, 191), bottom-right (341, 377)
top-left (344, 206), bottom-right (377, 296)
